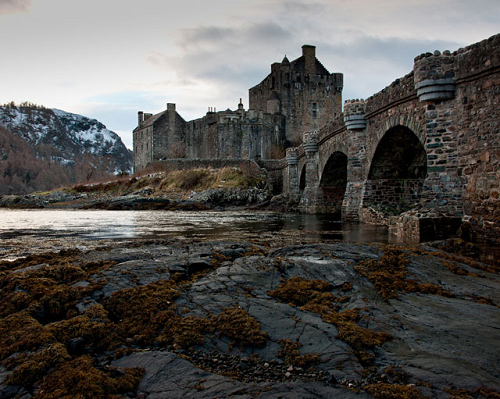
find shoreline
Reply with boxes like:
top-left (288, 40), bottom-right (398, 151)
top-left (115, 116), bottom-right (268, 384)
top-left (1, 238), bottom-right (499, 398)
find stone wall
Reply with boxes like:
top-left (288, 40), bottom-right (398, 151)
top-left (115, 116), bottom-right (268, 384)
top-left (454, 35), bottom-right (500, 242)
top-left (362, 179), bottom-right (424, 211)
top-left (290, 33), bottom-right (500, 242)
top-left (133, 125), bottom-right (153, 172)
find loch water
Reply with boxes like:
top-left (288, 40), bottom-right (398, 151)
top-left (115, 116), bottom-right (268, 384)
top-left (0, 209), bottom-right (498, 265)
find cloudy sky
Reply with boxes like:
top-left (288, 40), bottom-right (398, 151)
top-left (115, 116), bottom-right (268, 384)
top-left (1, 0), bottom-right (498, 148)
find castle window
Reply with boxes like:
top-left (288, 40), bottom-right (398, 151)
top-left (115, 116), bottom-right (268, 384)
top-left (312, 103), bottom-right (317, 118)
top-left (271, 76), bottom-right (275, 89)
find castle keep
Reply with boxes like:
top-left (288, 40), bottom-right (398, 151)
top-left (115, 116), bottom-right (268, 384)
top-left (134, 35), bottom-right (500, 243)
top-left (133, 45), bottom-right (342, 172)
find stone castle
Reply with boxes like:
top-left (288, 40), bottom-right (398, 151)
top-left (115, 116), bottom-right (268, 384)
top-left (134, 35), bottom-right (500, 243)
top-left (133, 45), bottom-right (342, 172)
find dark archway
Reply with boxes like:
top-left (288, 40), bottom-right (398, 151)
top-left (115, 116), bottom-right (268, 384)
top-left (299, 165), bottom-right (306, 193)
top-left (318, 151), bottom-right (348, 216)
top-left (365, 125), bottom-right (427, 214)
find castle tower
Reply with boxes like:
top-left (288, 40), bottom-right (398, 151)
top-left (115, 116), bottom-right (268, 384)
top-left (249, 44), bottom-right (343, 147)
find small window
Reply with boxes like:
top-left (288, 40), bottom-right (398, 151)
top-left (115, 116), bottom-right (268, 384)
top-left (312, 103), bottom-right (317, 118)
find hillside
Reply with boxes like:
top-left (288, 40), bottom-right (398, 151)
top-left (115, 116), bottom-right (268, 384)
top-left (0, 103), bottom-right (132, 194)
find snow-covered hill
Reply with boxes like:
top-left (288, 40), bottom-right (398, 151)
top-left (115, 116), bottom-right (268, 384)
top-left (0, 103), bottom-right (132, 174)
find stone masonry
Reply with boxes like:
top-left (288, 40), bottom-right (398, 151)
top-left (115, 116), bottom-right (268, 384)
top-left (284, 34), bottom-right (500, 242)
top-left (133, 35), bottom-right (500, 242)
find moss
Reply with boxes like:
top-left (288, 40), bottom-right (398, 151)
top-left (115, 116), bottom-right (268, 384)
top-left (37, 355), bottom-right (144, 399)
top-left (212, 307), bottom-right (268, 349)
top-left (364, 383), bottom-right (425, 398)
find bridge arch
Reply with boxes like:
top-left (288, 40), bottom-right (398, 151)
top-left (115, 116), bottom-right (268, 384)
top-left (363, 125), bottom-right (427, 214)
top-left (318, 151), bottom-right (348, 217)
top-left (299, 164), bottom-right (306, 193)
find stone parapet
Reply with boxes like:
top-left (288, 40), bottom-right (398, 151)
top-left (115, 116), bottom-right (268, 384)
top-left (285, 147), bottom-right (299, 165)
top-left (343, 99), bottom-right (367, 130)
top-left (415, 78), bottom-right (456, 101)
top-left (303, 130), bottom-right (319, 153)
top-left (414, 49), bottom-right (456, 102)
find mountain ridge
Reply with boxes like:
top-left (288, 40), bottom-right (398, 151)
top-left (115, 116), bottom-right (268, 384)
top-left (0, 102), bottom-right (132, 194)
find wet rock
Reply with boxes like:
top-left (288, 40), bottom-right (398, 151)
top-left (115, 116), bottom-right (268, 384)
top-left (2, 238), bottom-right (500, 398)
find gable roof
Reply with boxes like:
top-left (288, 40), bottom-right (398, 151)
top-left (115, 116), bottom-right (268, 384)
top-left (134, 110), bottom-right (166, 131)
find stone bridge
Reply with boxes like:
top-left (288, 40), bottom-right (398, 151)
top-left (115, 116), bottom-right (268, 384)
top-left (272, 34), bottom-right (500, 242)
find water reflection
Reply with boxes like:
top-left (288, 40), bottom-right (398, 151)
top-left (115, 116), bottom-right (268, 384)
top-left (0, 209), bottom-right (392, 243)
top-left (0, 209), bottom-right (497, 265)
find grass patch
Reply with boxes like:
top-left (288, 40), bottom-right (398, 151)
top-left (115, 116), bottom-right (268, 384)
top-left (65, 166), bottom-right (267, 198)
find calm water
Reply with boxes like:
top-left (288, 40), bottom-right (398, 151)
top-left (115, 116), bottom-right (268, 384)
top-left (0, 209), bottom-right (498, 265)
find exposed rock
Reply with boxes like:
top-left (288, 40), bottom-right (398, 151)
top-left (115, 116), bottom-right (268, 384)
top-left (1, 239), bottom-right (499, 398)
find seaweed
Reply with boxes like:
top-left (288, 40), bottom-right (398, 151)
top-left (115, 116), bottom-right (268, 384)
top-left (36, 355), bottom-right (144, 399)
top-left (0, 311), bottom-right (55, 360)
top-left (268, 276), bottom-right (333, 307)
top-left (269, 277), bottom-right (391, 366)
top-left (277, 339), bottom-right (320, 368)
top-left (355, 246), bottom-right (453, 300)
top-left (364, 383), bottom-right (426, 399)
top-left (104, 279), bottom-right (180, 346)
top-left (157, 315), bottom-right (211, 349)
top-left (211, 307), bottom-right (269, 349)
top-left (5, 343), bottom-right (70, 389)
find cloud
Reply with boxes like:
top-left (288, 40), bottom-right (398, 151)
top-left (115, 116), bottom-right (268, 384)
top-left (314, 34), bottom-right (461, 100)
top-left (148, 21), bottom-right (295, 94)
top-left (0, 0), bottom-right (31, 14)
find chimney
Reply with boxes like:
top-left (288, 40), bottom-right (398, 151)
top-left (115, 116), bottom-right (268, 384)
top-left (167, 103), bottom-right (176, 135)
top-left (302, 44), bottom-right (316, 74)
top-left (138, 111), bottom-right (144, 126)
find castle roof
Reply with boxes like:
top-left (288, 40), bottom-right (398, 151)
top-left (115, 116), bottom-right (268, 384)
top-left (282, 55), bottom-right (290, 65)
top-left (136, 110), bottom-right (166, 130)
top-left (290, 55), bottom-right (331, 76)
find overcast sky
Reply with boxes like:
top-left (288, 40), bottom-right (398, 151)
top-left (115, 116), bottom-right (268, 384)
top-left (1, 0), bottom-right (498, 148)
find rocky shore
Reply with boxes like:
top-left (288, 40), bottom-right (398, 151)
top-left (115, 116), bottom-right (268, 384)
top-left (1, 238), bottom-right (499, 398)
top-left (0, 187), bottom-right (274, 211)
